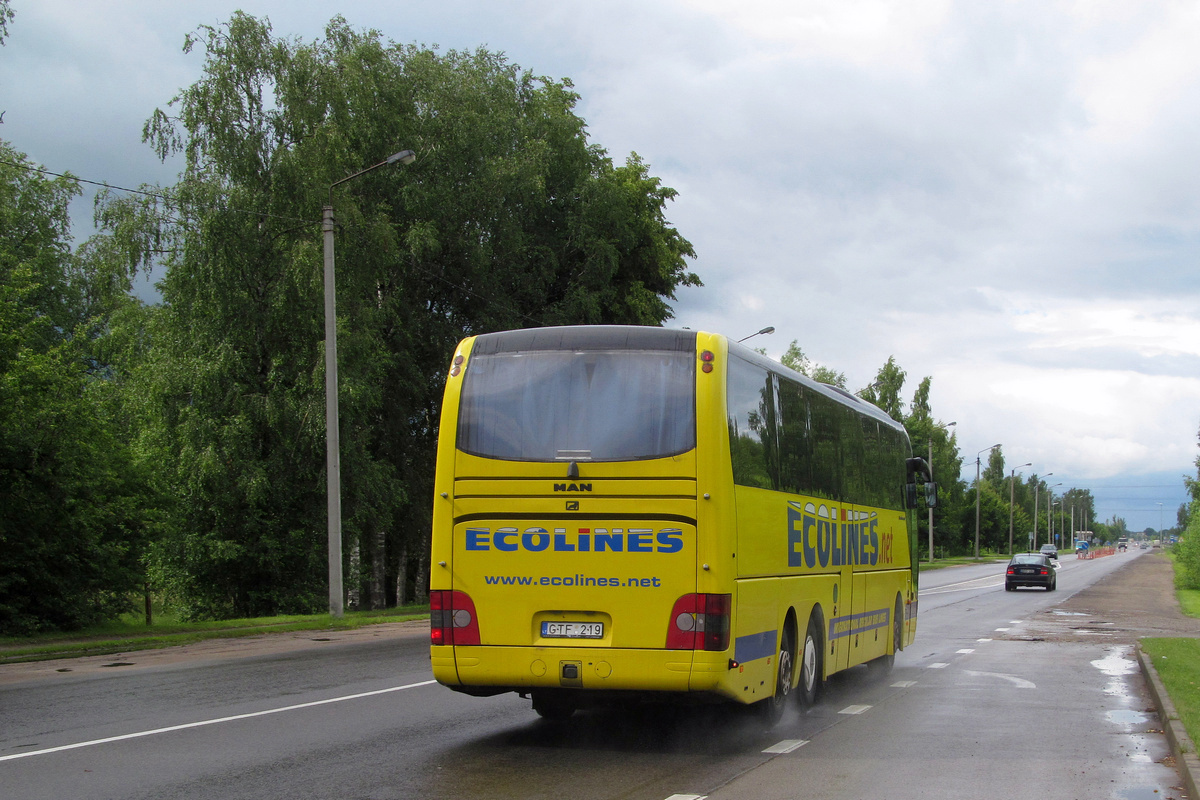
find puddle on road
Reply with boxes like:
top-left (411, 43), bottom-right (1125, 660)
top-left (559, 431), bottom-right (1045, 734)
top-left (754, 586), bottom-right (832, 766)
top-left (1106, 709), bottom-right (1151, 727)
top-left (1093, 646), bottom-right (1137, 698)
top-left (1092, 647), bottom-right (1136, 677)
top-left (1087, 647), bottom-right (1176, 800)
top-left (1119, 788), bottom-right (1166, 800)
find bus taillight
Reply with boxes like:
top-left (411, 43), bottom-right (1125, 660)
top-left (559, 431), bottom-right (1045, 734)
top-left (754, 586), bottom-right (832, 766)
top-left (430, 590), bottom-right (481, 646)
top-left (667, 593), bottom-right (731, 651)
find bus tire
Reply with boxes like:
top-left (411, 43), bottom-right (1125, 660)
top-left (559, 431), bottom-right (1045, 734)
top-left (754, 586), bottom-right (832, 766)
top-left (532, 692), bottom-right (575, 721)
top-left (797, 615), bottom-right (823, 709)
top-left (869, 596), bottom-right (902, 674)
top-left (757, 621), bottom-right (794, 725)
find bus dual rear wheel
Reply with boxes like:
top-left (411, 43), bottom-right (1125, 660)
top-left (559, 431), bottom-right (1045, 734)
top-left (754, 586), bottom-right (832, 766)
top-left (797, 616), bottom-right (822, 708)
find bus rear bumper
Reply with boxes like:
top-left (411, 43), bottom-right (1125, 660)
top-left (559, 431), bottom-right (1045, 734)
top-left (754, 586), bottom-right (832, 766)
top-left (433, 645), bottom-right (738, 698)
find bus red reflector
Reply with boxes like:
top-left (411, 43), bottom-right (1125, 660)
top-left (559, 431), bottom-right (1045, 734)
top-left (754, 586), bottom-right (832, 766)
top-left (430, 590), bottom-right (480, 646)
top-left (667, 593), bottom-right (731, 651)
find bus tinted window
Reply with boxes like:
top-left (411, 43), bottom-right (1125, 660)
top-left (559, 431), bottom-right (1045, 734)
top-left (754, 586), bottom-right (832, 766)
top-left (458, 349), bottom-right (695, 462)
top-left (727, 352), bottom-right (907, 509)
top-left (776, 378), bottom-right (812, 495)
top-left (726, 356), bottom-right (779, 489)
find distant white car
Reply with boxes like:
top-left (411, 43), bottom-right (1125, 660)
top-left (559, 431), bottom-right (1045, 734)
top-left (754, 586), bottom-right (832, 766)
top-left (1039, 543), bottom-right (1059, 560)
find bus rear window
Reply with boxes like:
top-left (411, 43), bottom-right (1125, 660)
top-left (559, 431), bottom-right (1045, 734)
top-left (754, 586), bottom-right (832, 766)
top-left (457, 349), bottom-right (696, 462)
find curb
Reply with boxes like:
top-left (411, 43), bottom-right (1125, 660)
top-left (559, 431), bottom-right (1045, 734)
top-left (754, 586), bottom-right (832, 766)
top-left (1137, 645), bottom-right (1200, 800)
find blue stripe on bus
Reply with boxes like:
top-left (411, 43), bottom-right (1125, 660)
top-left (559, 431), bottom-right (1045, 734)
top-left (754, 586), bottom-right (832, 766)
top-left (734, 630), bottom-right (778, 663)
top-left (827, 608), bottom-right (891, 641)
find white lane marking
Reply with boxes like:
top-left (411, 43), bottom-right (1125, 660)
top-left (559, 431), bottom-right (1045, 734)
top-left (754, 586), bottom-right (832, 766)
top-left (1009, 620), bottom-right (1023, 624)
top-left (891, 681), bottom-right (917, 688)
top-left (994, 627), bottom-right (1010, 632)
top-left (928, 663), bottom-right (949, 669)
top-left (964, 670), bottom-right (1036, 689)
top-left (0, 679), bottom-right (437, 762)
top-left (919, 575), bottom-right (1005, 596)
top-left (976, 638), bottom-right (993, 643)
top-left (957, 649), bottom-right (975, 654)
top-left (839, 704), bottom-right (872, 715)
top-left (665, 795), bottom-right (707, 800)
top-left (763, 739), bottom-right (809, 754)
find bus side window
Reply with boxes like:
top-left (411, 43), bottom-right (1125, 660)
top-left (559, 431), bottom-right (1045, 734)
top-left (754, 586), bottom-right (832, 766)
top-left (776, 377), bottom-right (812, 496)
top-left (726, 356), bottom-right (779, 490)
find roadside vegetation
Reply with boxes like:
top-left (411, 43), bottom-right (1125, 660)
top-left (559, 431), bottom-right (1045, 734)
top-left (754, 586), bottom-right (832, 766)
top-left (0, 604), bottom-right (428, 664)
top-left (1141, 638), bottom-right (1200, 752)
top-left (1141, 429), bottom-right (1200, 752)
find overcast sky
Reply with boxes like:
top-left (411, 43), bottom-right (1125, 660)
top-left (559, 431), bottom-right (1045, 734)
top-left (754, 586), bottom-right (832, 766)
top-left (3, 0), bottom-right (1197, 532)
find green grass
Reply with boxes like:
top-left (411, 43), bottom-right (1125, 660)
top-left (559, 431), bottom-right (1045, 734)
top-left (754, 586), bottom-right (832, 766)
top-left (919, 555), bottom-right (1008, 571)
top-left (0, 605), bottom-right (429, 665)
top-left (1180, 588), bottom-right (1200, 619)
top-left (1141, 638), bottom-right (1200, 753)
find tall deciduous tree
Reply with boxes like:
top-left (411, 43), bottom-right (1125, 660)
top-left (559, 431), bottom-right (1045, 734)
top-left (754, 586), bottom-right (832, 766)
top-left (858, 356), bottom-right (906, 422)
top-left (0, 143), bottom-right (150, 633)
top-left (95, 13), bottom-right (698, 618)
top-left (779, 340), bottom-right (846, 388)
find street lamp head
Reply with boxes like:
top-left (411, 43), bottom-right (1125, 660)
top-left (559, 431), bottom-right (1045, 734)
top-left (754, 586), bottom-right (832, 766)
top-left (737, 326), bottom-right (775, 343)
top-left (977, 443), bottom-right (1002, 459)
top-left (387, 149), bottom-right (417, 166)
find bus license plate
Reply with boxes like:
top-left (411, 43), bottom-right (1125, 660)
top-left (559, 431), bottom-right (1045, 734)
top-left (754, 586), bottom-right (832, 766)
top-left (542, 621), bottom-right (603, 639)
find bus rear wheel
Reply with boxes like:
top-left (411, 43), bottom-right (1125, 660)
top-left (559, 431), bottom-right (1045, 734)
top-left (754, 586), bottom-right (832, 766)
top-left (757, 623), bottom-right (794, 725)
top-left (797, 615), bottom-right (823, 708)
top-left (869, 597), bottom-right (903, 674)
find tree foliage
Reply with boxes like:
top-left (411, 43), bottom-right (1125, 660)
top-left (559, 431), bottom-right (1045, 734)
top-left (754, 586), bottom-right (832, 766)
top-left (857, 355), bottom-right (905, 422)
top-left (0, 0), bottom-right (12, 47)
top-left (0, 143), bottom-right (150, 634)
top-left (1176, 425), bottom-right (1200, 590)
top-left (90, 13), bottom-right (699, 618)
top-left (780, 340), bottom-right (846, 388)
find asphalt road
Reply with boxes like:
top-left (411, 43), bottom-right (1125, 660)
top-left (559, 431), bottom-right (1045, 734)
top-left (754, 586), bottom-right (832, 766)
top-left (0, 549), bottom-right (1188, 799)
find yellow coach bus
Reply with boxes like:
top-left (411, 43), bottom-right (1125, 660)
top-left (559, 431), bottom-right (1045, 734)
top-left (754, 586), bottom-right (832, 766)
top-left (429, 326), bottom-right (935, 722)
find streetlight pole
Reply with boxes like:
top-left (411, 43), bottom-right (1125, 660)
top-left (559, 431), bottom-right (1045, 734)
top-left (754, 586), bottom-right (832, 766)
top-left (323, 149), bottom-right (416, 618)
top-left (1033, 472), bottom-right (1052, 549)
top-left (974, 443), bottom-right (1002, 559)
top-left (928, 422), bottom-right (956, 563)
top-left (1008, 462), bottom-right (1031, 556)
top-left (1158, 502), bottom-right (1164, 538)
top-left (1045, 483), bottom-right (1061, 554)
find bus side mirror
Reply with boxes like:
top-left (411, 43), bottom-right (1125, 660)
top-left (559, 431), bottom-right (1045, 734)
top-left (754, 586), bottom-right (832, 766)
top-left (903, 457), bottom-right (935, 510)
